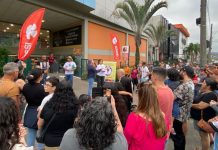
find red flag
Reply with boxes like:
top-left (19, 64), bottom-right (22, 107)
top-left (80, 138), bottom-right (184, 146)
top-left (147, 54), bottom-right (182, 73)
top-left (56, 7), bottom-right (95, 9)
top-left (110, 34), bottom-right (121, 61)
top-left (18, 8), bottom-right (45, 60)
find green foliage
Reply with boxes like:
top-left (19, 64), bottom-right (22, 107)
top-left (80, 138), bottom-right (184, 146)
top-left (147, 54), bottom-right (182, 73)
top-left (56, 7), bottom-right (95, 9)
top-left (0, 48), bottom-right (9, 77)
top-left (144, 23), bottom-right (176, 60)
top-left (144, 23), bottom-right (176, 47)
top-left (113, 0), bottom-right (167, 66)
top-left (184, 43), bottom-right (200, 62)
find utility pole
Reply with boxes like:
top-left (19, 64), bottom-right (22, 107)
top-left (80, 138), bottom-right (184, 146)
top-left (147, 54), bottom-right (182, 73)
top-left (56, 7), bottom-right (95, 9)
top-left (200, 0), bottom-right (207, 67)
top-left (208, 24), bottom-right (213, 63)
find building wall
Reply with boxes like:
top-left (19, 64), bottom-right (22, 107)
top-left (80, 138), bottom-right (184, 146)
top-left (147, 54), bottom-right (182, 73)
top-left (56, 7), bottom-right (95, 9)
top-left (76, 0), bottom-right (96, 9)
top-left (88, 21), bottom-right (126, 62)
top-left (91, 0), bottom-right (131, 30)
top-left (88, 21), bottom-right (147, 66)
top-left (178, 32), bottom-right (188, 58)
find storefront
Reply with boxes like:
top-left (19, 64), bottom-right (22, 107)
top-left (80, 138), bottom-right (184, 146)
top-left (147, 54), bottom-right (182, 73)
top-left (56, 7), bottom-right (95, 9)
top-left (0, 0), bottom-right (148, 70)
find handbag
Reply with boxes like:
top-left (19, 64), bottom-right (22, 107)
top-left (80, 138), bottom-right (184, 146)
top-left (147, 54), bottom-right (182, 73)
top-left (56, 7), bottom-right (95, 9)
top-left (197, 110), bottom-right (214, 133)
top-left (36, 113), bottom-right (56, 143)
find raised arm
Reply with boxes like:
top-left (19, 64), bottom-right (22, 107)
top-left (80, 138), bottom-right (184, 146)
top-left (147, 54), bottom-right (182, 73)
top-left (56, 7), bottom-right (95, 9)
top-left (111, 95), bottom-right (123, 133)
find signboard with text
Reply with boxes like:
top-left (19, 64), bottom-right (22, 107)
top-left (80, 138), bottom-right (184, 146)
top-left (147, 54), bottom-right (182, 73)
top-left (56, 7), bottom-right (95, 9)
top-left (53, 26), bottom-right (81, 47)
top-left (110, 33), bottom-right (121, 61)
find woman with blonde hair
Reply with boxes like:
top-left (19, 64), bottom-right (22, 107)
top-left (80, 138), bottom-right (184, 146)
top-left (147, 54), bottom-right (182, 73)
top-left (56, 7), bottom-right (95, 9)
top-left (124, 83), bottom-right (169, 150)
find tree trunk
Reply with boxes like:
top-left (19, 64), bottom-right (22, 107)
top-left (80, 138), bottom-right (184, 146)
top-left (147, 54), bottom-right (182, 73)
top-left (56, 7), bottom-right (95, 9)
top-left (135, 34), bottom-right (141, 66)
top-left (159, 49), bottom-right (164, 61)
top-left (135, 44), bottom-right (140, 66)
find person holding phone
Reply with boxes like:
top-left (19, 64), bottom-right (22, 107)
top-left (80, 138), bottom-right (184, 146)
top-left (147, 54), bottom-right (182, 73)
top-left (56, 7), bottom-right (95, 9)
top-left (60, 96), bottom-right (128, 150)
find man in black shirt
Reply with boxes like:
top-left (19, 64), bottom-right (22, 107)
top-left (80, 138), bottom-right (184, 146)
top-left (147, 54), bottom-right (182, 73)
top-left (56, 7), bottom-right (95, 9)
top-left (117, 69), bottom-right (132, 112)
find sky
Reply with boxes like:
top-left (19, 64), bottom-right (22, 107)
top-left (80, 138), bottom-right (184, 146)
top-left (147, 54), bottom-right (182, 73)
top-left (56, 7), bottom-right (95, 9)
top-left (155, 0), bottom-right (218, 52)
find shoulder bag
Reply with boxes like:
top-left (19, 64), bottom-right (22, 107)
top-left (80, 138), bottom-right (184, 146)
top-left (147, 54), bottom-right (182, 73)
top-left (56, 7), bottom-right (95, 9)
top-left (36, 113), bottom-right (56, 143)
top-left (197, 110), bottom-right (214, 133)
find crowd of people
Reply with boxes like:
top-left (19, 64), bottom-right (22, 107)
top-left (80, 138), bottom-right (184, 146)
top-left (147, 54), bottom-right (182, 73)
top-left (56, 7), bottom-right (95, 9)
top-left (0, 58), bottom-right (218, 150)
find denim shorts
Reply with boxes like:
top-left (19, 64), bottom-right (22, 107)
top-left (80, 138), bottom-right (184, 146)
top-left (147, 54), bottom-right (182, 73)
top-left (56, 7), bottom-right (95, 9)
top-left (172, 101), bottom-right (180, 118)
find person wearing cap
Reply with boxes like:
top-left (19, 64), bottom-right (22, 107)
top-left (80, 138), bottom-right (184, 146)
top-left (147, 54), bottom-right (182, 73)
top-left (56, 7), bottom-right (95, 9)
top-left (0, 62), bottom-right (20, 109)
top-left (171, 66), bottom-right (195, 150)
top-left (63, 56), bottom-right (77, 87)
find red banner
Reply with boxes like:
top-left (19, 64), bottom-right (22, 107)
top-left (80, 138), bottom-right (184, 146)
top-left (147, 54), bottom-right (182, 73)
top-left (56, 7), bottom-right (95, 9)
top-left (110, 34), bottom-right (121, 61)
top-left (18, 8), bottom-right (45, 60)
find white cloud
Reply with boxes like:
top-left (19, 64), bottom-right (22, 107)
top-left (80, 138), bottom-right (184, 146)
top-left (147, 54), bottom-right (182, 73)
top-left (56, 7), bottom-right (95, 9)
top-left (155, 0), bottom-right (218, 51)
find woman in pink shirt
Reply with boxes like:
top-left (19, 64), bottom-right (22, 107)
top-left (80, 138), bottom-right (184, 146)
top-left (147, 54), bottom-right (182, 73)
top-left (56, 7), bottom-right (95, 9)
top-left (124, 83), bottom-right (169, 150)
top-left (131, 66), bottom-right (138, 91)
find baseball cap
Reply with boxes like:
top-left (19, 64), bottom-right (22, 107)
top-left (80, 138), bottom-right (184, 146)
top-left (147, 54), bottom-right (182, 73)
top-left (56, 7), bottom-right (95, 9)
top-left (181, 66), bottom-right (195, 78)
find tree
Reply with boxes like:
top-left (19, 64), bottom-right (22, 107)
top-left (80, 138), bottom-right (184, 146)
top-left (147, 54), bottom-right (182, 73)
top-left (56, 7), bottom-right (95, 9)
top-left (113, 0), bottom-right (167, 65)
top-left (0, 48), bottom-right (9, 76)
top-left (144, 23), bottom-right (176, 61)
top-left (184, 43), bottom-right (200, 62)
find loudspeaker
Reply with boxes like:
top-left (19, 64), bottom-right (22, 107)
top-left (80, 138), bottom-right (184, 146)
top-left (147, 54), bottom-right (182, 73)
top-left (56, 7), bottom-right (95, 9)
top-left (92, 87), bottom-right (103, 98)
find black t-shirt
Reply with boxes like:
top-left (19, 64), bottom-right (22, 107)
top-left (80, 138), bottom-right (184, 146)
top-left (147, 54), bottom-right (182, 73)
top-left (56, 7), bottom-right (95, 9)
top-left (191, 92), bottom-right (217, 121)
top-left (22, 83), bottom-right (47, 106)
top-left (40, 103), bottom-right (78, 147)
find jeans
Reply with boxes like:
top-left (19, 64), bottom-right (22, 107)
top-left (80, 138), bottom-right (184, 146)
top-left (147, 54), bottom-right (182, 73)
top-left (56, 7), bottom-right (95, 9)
top-left (26, 128), bottom-right (44, 150)
top-left (88, 78), bottom-right (94, 97)
top-left (40, 73), bottom-right (47, 85)
top-left (65, 74), bottom-right (73, 87)
top-left (172, 119), bottom-right (186, 150)
top-left (215, 132), bottom-right (218, 150)
top-left (172, 101), bottom-right (180, 118)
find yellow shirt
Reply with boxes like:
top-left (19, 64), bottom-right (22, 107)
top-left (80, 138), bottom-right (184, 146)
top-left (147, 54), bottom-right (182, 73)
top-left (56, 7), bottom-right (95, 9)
top-left (0, 78), bottom-right (20, 107)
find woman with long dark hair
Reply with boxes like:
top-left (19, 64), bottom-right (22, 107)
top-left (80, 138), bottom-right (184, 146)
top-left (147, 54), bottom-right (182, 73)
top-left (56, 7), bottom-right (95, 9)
top-left (191, 78), bottom-right (218, 150)
top-left (0, 96), bottom-right (33, 150)
top-left (38, 80), bottom-right (79, 149)
top-left (124, 83), bottom-right (169, 150)
top-left (23, 68), bottom-right (47, 149)
top-left (60, 96), bottom-right (128, 150)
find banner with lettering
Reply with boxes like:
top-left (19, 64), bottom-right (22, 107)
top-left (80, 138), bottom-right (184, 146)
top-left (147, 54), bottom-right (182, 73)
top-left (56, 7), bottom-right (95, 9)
top-left (18, 8), bottom-right (45, 60)
top-left (110, 34), bottom-right (121, 61)
top-left (104, 61), bottom-right (117, 82)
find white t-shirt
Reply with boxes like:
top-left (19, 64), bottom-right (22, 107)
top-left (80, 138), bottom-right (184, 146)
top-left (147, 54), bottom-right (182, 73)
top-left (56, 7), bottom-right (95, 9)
top-left (64, 61), bottom-right (77, 75)
top-left (40, 61), bottom-right (50, 70)
top-left (38, 93), bottom-right (53, 111)
top-left (96, 64), bottom-right (106, 76)
top-left (141, 66), bottom-right (149, 78)
top-left (12, 144), bottom-right (33, 150)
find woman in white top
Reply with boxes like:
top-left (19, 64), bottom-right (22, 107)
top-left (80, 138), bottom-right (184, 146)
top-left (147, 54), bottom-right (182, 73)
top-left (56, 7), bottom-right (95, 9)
top-left (96, 59), bottom-right (106, 87)
top-left (37, 76), bottom-right (59, 116)
top-left (0, 96), bottom-right (33, 150)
